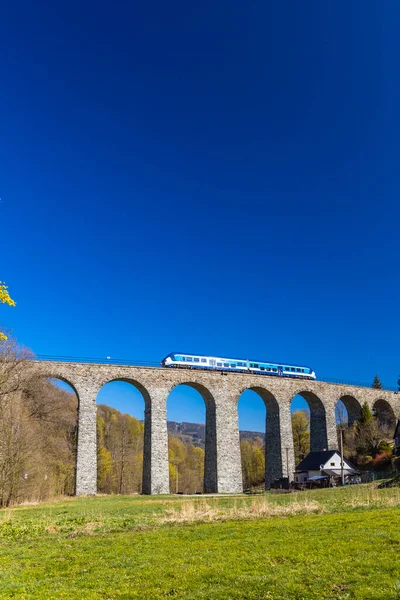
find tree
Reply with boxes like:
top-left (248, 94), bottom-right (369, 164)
top-left (0, 338), bottom-right (29, 397)
top-left (0, 282), bottom-right (15, 341)
top-left (240, 439), bottom-right (265, 489)
top-left (354, 401), bottom-right (382, 458)
top-left (359, 401), bottom-right (373, 425)
top-left (291, 410), bottom-right (310, 464)
top-left (372, 375), bottom-right (383, 390)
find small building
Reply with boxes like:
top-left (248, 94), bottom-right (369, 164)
top-left (294, 450), bottom-right (357, 485)
top-left (394, 420), bottom-right (400, 456)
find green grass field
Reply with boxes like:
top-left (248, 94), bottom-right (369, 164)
top-left (1, 486), bottom-right (400, 599)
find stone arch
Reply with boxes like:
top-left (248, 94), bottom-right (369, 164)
top-left (290, 390), bottom-right (327, 452)
top-left (337, 395), bottom-right (362, 427)
top-left (237, 386), bottom-right (282, 489)
top-left (96, 378), bottom-right (150, 495)
top-left (166, 381), bottom-right (217, 493)
top-left (26, 373), bottom-right (80, 401)
top-left (373, 399), bottom-right (396, 430)
top-left (98, 377), bottom-right (151, 407)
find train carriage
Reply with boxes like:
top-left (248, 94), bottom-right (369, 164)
top-left (161, 353), bottom-right (316, 380)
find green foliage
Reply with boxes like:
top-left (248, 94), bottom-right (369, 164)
top-left (360, 401), bottom-right (373, 424)
top-left (240, 438), bottom-right (265, 489)
top-left (354, 402), bottom-right (385, 459)
top-left (372, 374), bottom-right (383, 389)
top-left (96, 405), bottom-right (144, 494)
top-left (168, 436), bottom-right (204, 493)
top-left (291, 410), bottom-right (310, 464)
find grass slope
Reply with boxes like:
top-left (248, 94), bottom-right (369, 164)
top-left (1, 487), bottom-right (400, 599)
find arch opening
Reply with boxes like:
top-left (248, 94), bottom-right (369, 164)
top-left (4, 376), bottom-right (80, 507)
top-left (238, 386), bottom-right (283, 489)
top-left (96, 379), bottom-right (146, 495)
top-left (290, 391), bottom-right (326, 461)
top-left (166, 383), bottom-right (213, 494)
top-left (334, 396), bottom-right (362, 466)
top-left (238, 389), bottom-right (266, 491)
top-left (291, 395), bottom-right (310, 466)
top-left (373, 399), bottom-right (396, 431)
top-left (336, 396), bottom-right (361, 428)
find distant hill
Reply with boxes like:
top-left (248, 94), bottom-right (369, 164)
top-left (167, 421), bottom-right (264, 448)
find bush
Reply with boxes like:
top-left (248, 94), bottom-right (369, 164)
top-left (371, 452), bottom-right (392, 469)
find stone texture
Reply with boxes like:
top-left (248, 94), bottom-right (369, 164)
top-left (25, 361), bottom-right (400, 494)
top-left (75, 384), bottom-right (97, 495)
top-left (142, 386), bottom-right (170, 494)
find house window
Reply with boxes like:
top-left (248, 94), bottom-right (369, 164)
top-left (330, 462), bottom-right (335, 466)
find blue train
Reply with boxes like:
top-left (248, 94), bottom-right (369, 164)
top-left (161, 352), bottom-right (316, 380)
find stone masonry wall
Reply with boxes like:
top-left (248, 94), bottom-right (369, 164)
top-left (25, 361), bottom-right (400, 494)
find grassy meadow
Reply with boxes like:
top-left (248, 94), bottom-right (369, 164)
top-left (1, 486), bottom-right (400, 599)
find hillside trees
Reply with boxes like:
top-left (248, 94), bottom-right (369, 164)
top-left (341, 401), bottom-right (392, 463)
top-left (240, 437), bottom-right (265, 489)
top-left (97, 405), bottom-right (144, 494)
top-left (291, 410), bottom-right (310, 464)
top-left (169, 435), bottom-right (204, 493)
top-left (0, 362), bottom-right (77, 506)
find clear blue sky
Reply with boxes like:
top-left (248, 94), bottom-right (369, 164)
top-left (1, 2), bottom-right (399, 429)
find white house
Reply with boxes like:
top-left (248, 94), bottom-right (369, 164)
top-left (295, 450), bottom-right (357, 484)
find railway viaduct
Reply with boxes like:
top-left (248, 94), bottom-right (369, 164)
top-left (25, 360), bottom-right (400, 495)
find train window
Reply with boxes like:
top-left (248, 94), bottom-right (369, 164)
top-left (231, 364), bottom-right (236, 368)
top-left (181, 357), bottom-right (185, 361)
top-left (260, 366), bottom-right (265, 371)
top-left (194, 358), bottom-right (200, 362)
top-left (224, 363), bottom-right (229, 367)
top-left (201, 358), bottom-right (207, 363)
top-left (254, 364), bottom-right (259, 368)
top-left (296, 368), bottom-right (300, 372)
top-left (273, 368), bottom-right (277, 372)
top-left (187, 357), bottom-right (193, 361)
top-left (237, 362), bottom-right (242, 367)
top-left (217, 362), bottom-right (222, 367)
top-left (290, 367), bottom-right (294, 371)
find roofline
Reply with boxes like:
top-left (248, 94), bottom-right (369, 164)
top-left (296, 450), bottom-right (358, 472)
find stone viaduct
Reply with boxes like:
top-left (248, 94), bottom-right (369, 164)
top-left (25, 360), bottom-right (400, 496)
